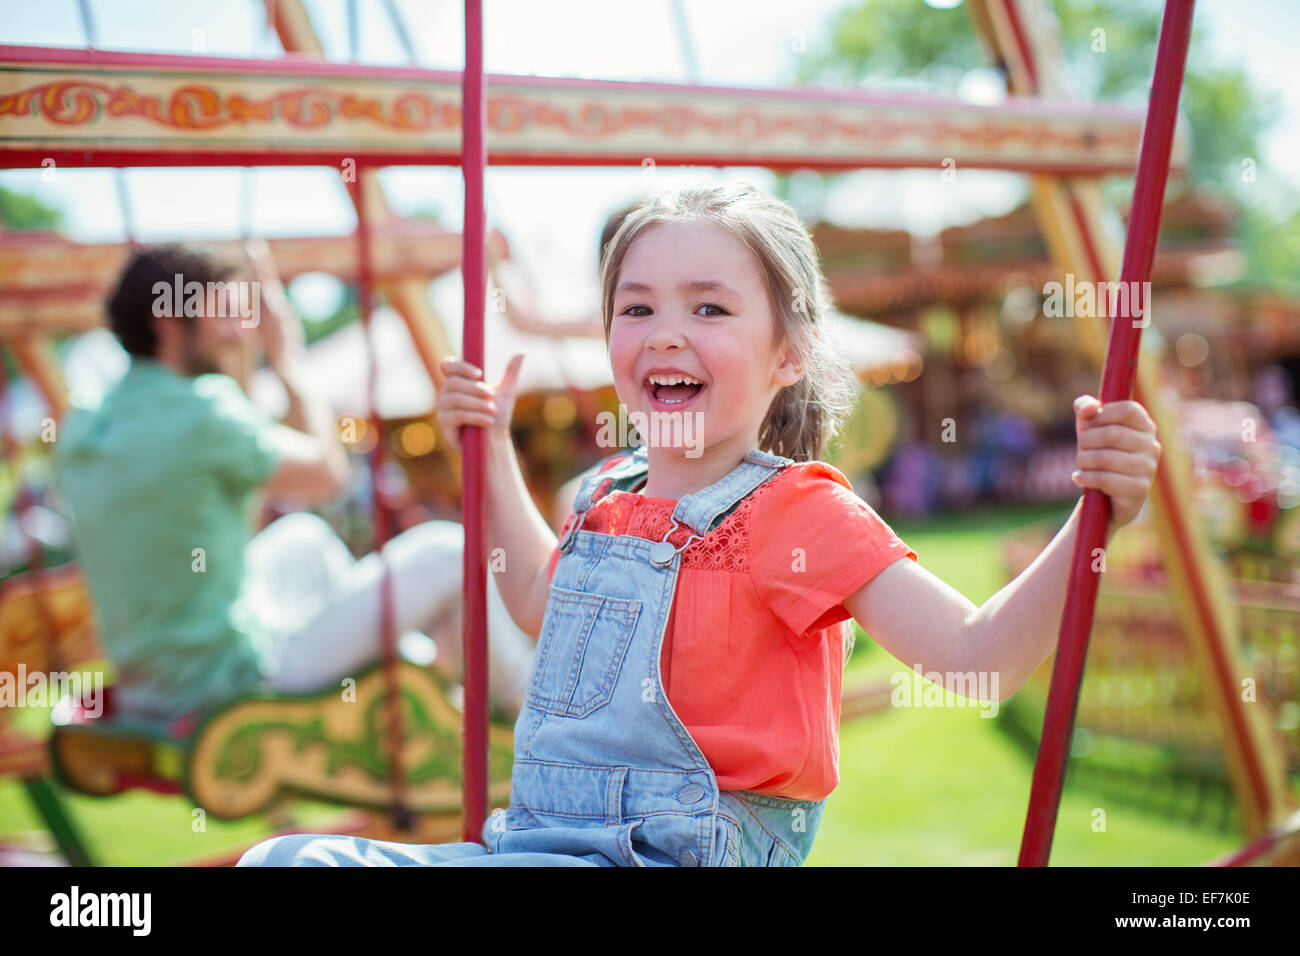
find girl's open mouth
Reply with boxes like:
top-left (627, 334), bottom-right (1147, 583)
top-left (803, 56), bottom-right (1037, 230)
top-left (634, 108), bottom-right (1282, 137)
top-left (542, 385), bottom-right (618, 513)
top-left (644, 375), bottom-right (706, 411)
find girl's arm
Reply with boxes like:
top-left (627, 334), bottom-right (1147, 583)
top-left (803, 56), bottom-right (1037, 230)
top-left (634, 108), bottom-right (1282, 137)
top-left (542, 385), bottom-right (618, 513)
top-left (435, 355), bottom-right (555, 639)
top-left (483, 429), bottom-right (558, 639)
top-left (844, 395), bottom-right (1161, 702)
top-left (846, 496), bottom-right (1106, 701)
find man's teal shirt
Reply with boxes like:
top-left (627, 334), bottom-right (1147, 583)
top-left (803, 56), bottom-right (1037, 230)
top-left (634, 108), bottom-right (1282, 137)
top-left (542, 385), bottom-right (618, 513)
top-left (55, 357), bottom-right (284, 731)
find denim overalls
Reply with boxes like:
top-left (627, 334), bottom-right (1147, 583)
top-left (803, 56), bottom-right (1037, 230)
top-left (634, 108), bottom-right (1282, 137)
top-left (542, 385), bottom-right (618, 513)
top-left (237, 445), bottom-right (826, 867)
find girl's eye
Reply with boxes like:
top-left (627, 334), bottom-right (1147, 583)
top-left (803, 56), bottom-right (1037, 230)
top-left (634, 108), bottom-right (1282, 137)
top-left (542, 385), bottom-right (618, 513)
top-left (696, 304), bottom-right (728, 317)
top-left (620, 305), bottom-right (651, 317)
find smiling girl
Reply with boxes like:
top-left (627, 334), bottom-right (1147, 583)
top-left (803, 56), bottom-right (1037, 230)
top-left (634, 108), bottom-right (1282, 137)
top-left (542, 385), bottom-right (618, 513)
top-left (238, 181), bottom-right (1161, 867)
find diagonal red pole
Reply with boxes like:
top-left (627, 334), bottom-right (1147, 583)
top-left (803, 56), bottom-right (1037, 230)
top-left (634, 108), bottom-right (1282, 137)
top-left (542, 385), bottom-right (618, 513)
top-left (459, 0), bottom-right (489, 845)
top-left (1018, 0), bottom-right (1195, 867)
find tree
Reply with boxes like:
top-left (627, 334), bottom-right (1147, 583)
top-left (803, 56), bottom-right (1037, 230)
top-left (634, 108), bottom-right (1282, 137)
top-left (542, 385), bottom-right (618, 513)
top-left (0, 185), bottom-right (63, 231)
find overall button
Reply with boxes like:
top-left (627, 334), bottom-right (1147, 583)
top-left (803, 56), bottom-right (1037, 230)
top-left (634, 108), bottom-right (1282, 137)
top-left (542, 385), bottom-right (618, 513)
top-left (678, 848), bottom-right (699, 867)
top-left (649, 541), bottom-right (676, 567)
top-left (677, 783), bottom-right (705, 804)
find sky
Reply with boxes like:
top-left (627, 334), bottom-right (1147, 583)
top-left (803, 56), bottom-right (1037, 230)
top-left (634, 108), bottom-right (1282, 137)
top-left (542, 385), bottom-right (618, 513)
top-left (2, 0), bottom-right (1298, 352)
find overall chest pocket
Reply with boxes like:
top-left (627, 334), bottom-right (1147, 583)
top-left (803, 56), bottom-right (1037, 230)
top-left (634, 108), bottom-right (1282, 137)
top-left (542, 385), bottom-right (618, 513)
top-left (526, 585), bottom-right (641, 718)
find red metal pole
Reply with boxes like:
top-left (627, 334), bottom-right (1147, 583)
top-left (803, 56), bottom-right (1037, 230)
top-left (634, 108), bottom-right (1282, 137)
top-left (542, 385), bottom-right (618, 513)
top-left (460, 0), bottom-right (490, 845)
top-left (1018, 0), bottom-right (1195, 867)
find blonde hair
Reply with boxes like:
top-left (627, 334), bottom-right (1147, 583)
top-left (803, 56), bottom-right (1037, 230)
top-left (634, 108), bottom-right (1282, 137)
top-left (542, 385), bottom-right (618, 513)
top-left (599, 181), bottom-right (858, 462)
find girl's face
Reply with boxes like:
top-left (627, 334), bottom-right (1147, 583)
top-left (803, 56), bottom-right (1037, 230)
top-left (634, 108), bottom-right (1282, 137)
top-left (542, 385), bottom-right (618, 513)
top-left (608, 218), bottom-right (803, 461)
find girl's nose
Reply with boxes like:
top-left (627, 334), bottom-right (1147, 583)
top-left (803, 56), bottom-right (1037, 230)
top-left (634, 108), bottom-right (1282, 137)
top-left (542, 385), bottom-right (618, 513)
top-left (643, 314), bottom-right (688, 350)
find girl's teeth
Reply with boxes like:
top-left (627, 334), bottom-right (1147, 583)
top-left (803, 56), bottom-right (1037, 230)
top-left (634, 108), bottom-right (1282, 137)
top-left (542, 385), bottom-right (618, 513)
top-left (646, 378), bottom-right (704, 406)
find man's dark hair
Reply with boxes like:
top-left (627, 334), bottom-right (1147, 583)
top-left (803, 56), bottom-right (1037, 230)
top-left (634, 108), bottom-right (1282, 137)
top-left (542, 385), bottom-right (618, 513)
top-left (107, 244), bottom-right (239, 357)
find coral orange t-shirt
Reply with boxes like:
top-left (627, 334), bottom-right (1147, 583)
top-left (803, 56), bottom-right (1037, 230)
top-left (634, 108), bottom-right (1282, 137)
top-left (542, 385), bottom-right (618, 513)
top-left (544, 454), bottom-right (918, 802)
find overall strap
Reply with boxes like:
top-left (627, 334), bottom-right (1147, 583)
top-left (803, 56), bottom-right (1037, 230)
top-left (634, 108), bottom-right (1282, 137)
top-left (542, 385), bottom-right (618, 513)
top-left (570, 445), bottom-right (648, 513)
top-left (558, 446), bottom-right (649, 552)
top-left (671, 448), bottom-right (792, 536)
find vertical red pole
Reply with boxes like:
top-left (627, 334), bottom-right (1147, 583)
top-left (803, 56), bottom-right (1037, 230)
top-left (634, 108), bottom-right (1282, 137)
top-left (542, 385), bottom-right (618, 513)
top-left (1018, 0), bottom-right (1195, 866)
top-left (460, 0), bottom-right (489, 845)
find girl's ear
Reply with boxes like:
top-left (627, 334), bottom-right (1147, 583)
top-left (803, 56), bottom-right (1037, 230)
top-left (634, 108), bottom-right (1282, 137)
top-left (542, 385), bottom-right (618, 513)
top-left (774, 340), bottom-right (804, 388)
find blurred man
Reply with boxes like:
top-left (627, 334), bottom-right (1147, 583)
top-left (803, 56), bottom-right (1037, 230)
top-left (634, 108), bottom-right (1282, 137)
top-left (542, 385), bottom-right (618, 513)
top-left (55, 243), bottom-right (532, 735)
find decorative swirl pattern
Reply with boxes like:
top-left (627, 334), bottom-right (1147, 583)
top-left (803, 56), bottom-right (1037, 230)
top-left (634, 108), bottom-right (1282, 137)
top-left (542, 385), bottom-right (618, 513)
top-left (0, 79), bottom-right (446, 133)
top-left (0, 76), bottom-right (1137, 159)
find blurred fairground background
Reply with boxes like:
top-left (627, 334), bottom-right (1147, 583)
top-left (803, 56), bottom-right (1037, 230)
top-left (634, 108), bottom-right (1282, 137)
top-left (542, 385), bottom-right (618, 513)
top-left (1, 0), bottom-right (1298, 866)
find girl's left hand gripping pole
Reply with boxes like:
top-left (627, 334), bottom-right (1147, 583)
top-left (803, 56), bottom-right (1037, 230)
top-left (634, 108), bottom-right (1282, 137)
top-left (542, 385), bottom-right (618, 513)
top-left (460, 0), bottom-right (490, 844)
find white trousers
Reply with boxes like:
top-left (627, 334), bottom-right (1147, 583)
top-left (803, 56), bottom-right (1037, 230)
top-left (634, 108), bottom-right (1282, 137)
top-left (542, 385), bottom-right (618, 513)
top-left (243, 512), bottom-right (535, 713)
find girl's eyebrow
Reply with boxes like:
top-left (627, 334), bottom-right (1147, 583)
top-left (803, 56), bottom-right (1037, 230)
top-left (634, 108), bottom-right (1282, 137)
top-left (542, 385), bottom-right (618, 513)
top-left (615, 278), bottom-right (742, 298)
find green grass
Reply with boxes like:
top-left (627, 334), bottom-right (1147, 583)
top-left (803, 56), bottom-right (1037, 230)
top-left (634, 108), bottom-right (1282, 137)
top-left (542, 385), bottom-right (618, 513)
top-left (812, 663), bottom-right (1240, 865)
top-left (0, 783), bottom-right (352, 866)
top-left (0, 501), bottom-right (1266, 865)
